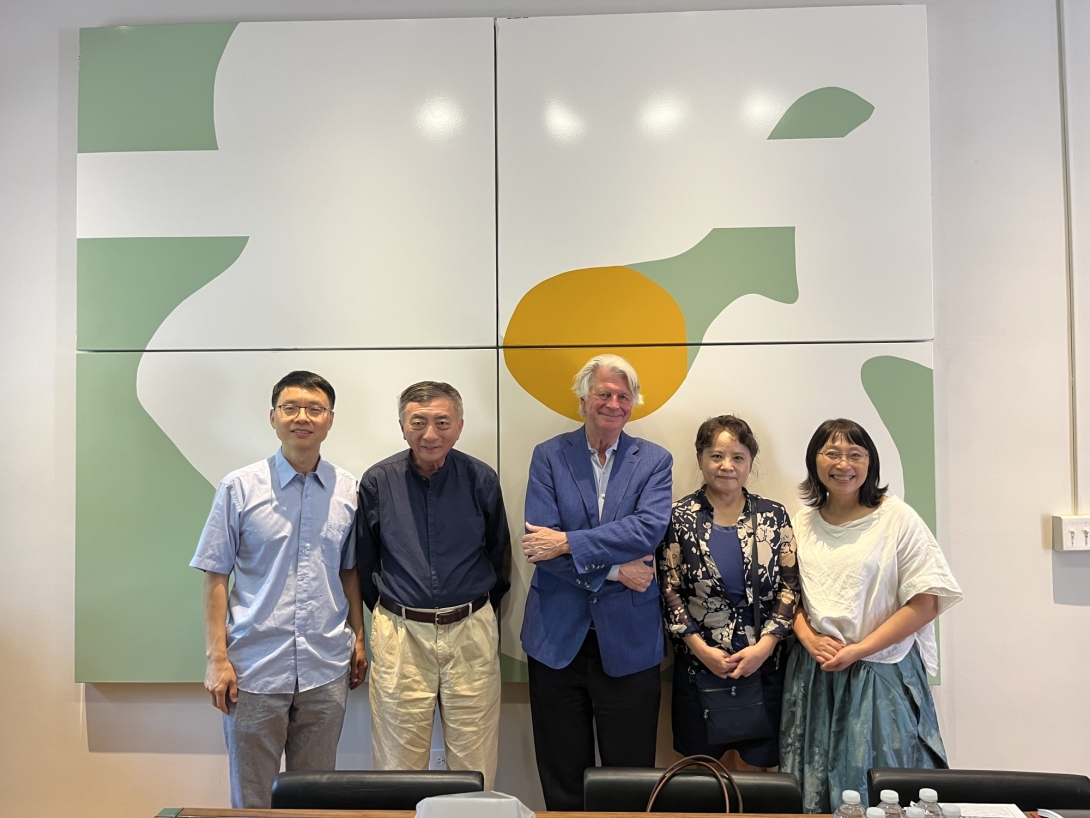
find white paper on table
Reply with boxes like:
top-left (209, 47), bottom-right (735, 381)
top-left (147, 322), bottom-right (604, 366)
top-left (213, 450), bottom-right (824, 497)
top-left (942, 804), bottom-right (1024, 818)
top-left (415, 791), bottom-right (535, 818)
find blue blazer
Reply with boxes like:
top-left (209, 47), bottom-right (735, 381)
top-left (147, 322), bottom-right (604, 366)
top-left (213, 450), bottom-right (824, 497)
top-left (520, 427), bottom-right (673, 677)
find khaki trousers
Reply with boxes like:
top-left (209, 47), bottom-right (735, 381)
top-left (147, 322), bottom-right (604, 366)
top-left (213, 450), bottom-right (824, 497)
top-left (368, 602), bottom-right (500, 790)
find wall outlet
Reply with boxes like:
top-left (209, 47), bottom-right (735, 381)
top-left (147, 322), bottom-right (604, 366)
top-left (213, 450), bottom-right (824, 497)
top-left (429, 749), bottom-right (447, 770)
top-left (1052, 515), bottom-right (1090, 551)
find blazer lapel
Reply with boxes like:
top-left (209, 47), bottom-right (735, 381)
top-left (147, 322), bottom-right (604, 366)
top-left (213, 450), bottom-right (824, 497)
top-left (562, 428), bottom-right (601, 526)
top-left (600, 433), bottom-right (638, 524)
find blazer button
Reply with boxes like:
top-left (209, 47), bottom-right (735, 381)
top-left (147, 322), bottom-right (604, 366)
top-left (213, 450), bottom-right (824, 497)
top-left (585, 565), bottom-right (593, 571)
top-left (590, 596), bottom-right (597, 603)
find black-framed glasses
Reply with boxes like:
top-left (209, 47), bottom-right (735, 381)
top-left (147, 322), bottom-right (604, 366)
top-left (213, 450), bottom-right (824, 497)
top-left (276, 404), bottom-right (331, 420)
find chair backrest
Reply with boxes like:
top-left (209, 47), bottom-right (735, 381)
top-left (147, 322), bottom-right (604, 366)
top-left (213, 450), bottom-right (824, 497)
top-left (584, 767), bottom-right (804, 813)
top-left (867, 768), bottom-right (1090, 811)
top-left (270, 770), bottom-right (485, 810)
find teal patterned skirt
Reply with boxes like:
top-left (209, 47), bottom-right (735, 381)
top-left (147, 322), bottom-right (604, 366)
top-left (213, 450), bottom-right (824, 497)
top-left (779, 640), bottom-right (948, 813)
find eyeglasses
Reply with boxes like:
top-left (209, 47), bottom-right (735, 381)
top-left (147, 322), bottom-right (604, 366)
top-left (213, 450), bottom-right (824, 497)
top-left (819, 449), bottom-right (869, 464)
top-left (591, 390), bottom-right (634, 406)
top-left (276, 404), bottom-right (331, 420)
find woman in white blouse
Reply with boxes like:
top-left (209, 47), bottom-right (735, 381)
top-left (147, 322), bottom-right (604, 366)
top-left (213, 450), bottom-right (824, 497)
top-left (780, 419), bottom-right (962, 813)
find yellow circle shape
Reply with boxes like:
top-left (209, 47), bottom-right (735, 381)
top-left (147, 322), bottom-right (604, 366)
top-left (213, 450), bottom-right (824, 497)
top-left (504, 266), bottom-right (688, 421)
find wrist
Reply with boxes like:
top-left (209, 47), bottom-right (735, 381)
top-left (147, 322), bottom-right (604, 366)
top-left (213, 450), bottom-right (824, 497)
top-left (757, 634), bottom-right (778, 655)
top-left (795, 627), bottom-right (814, 649)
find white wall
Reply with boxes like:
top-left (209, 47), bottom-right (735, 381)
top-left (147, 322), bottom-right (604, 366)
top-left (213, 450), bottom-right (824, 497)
top-left (0, 1), bottom-right (1084, 815)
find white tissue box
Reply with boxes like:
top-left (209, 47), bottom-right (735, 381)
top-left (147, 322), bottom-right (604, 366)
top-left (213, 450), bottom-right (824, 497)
top-left (415, 791), bottom-right (535, 818)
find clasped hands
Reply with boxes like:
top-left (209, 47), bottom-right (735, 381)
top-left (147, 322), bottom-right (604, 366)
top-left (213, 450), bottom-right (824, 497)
top-left (692, 638), bottom-right (775, 679)
top-left (523, 523), bottom-right (655, 592)
top-left (805, 632), bottom-right (864, 672)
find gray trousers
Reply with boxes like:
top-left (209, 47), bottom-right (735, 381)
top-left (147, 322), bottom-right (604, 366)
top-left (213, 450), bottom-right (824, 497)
top-left (223, 672), bottom-right (349, 808)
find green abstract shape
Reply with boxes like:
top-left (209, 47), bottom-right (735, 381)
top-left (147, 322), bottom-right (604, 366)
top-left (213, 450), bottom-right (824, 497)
top-left (768, 87), bottom-right (874, 140)
top-left (78, 237), bottom-right (249, 350)
top-left (76, 352), bottom-right (215, 681)
top-left (861, 356), bottom-right (936, 534)
top-left (78, 23), bottom-right (238, 153)
top-left (860, 355), bottom-right (940, 684)
top-left (76, 235), bottom-right (247, 681)
top-left (500, 653), bottom-right (529, 683)
top-left (630, 227), bottom-right (797, 367)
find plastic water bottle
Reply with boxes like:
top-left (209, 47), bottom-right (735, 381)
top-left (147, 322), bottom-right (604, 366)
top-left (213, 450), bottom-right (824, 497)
top-left (942, 805), bottom-right (962, 818)
top-left (868, 808), bottom-right (888, 818)
top-left (878, 790), bottom-right (906, 818)
top-left (906, 807), bottom-right (925, 818)
top-left (834, 790), bottom-right (867, 818)
top-left (916, 789), bottom-right (942, 818)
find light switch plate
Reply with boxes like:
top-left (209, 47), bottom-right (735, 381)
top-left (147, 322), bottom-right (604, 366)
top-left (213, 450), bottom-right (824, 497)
top-left (1052, 515), bottom-right (1090, 550)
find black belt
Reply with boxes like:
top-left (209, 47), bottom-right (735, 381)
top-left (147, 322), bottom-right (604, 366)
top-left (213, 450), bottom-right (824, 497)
top-left (379, 594), bottom-right (489, 626)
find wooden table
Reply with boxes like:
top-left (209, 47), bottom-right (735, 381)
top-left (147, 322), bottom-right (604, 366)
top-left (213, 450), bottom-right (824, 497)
top-left (169, 810), bottom-right (812, 817)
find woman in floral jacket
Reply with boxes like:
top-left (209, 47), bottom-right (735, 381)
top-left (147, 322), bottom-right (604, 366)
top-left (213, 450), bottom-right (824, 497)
top-left (658, 415), bottom-right (799, 770)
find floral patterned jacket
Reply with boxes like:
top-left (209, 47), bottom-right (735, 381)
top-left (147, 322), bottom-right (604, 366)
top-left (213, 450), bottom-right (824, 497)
top-left (657, 486), bottom-right (799, 673)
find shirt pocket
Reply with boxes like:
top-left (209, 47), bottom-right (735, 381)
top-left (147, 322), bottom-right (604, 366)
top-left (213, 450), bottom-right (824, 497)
top-left (317, 522), bottom-right (351, 568)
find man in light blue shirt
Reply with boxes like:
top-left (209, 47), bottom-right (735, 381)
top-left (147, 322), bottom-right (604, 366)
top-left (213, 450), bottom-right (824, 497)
top-left (191, 371), bottom-right (366, 809)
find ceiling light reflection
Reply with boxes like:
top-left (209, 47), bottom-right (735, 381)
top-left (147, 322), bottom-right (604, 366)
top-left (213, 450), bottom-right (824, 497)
top-left (741, 90), bottom-right (786, 134)
top-left (545, 100), bottom-right (586, 143)
top-left (416, 96), bottom-right (465, 142)
top-left (639, 94), bottom-right (688, 140)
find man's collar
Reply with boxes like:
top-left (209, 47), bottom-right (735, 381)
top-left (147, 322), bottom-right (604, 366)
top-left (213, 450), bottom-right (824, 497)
top-left (585, 429), bottom-right (620, 459)
top-left (273, 448), bottom-right (330, 488)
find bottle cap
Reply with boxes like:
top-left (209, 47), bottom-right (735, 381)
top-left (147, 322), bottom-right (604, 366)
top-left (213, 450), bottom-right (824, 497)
top-left (868, 809), bottom-right (886, 818)
top-left (881, 791), bottom-right (900, 804)
top-left (842, 791), bottom-right (862, 805)
top-left (943, 807), bottom-right (962, 818)
top-left (906, 808), bottom-right (925, 818)
top-left (920, 789), bottom-right (938, 802)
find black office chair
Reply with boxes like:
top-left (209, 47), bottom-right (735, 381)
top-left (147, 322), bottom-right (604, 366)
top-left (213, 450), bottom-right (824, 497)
top-left (867, 768), bottom-right (1090, 810)
top-left (270, 769), bottom-right (485, 809)
top-left (585, 767), bottom-right (804, 813)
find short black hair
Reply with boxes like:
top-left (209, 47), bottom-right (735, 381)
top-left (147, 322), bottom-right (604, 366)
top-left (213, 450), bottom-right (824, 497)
top-left (271, 371), bottom-right (336, 409)
top-left (799, 418), bottom-right (887, 508)
top-left (694, 414), bottom-right (759, 461)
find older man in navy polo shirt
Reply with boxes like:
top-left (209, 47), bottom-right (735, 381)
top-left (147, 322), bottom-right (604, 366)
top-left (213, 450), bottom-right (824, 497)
top-left (356, 381), bottom-right (509, 790)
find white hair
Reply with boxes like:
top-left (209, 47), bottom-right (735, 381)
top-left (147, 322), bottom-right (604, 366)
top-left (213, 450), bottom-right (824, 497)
top-left (572, 354), bottom-right (645, 418)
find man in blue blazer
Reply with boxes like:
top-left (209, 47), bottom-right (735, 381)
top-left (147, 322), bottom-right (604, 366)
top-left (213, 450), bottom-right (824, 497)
top-left (520, 354), bottom-right (673, 811)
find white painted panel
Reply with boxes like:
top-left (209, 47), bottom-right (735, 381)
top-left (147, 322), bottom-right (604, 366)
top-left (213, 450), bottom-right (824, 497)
top-left (497, 7), bottom-right (932, 345)
top-left (137, 347), bottom-right (498, 484)
top-left (78, 18), bottom-right (497, 349)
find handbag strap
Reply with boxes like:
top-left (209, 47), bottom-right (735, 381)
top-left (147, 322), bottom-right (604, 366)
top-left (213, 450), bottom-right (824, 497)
top-left (645, 754), bottom-right (744, 813)
top-left (748, 496), bottom-right (761, 644)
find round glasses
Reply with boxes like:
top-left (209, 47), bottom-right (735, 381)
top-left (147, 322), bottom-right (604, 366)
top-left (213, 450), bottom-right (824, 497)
top-left (819, 449), bottom-right (869, 464)
top-left (591, 390), bottom-right (634, 406)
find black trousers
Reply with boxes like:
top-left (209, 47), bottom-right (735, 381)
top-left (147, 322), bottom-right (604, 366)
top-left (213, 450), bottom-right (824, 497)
top-left (527, 629), bottom-right (661, 811)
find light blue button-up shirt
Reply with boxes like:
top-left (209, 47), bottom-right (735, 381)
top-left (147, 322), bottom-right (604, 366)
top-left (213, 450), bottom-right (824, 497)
top-left (587, 434), bottom-right (622, 582)
top-left (191, 450), bottom-right (358, 694)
